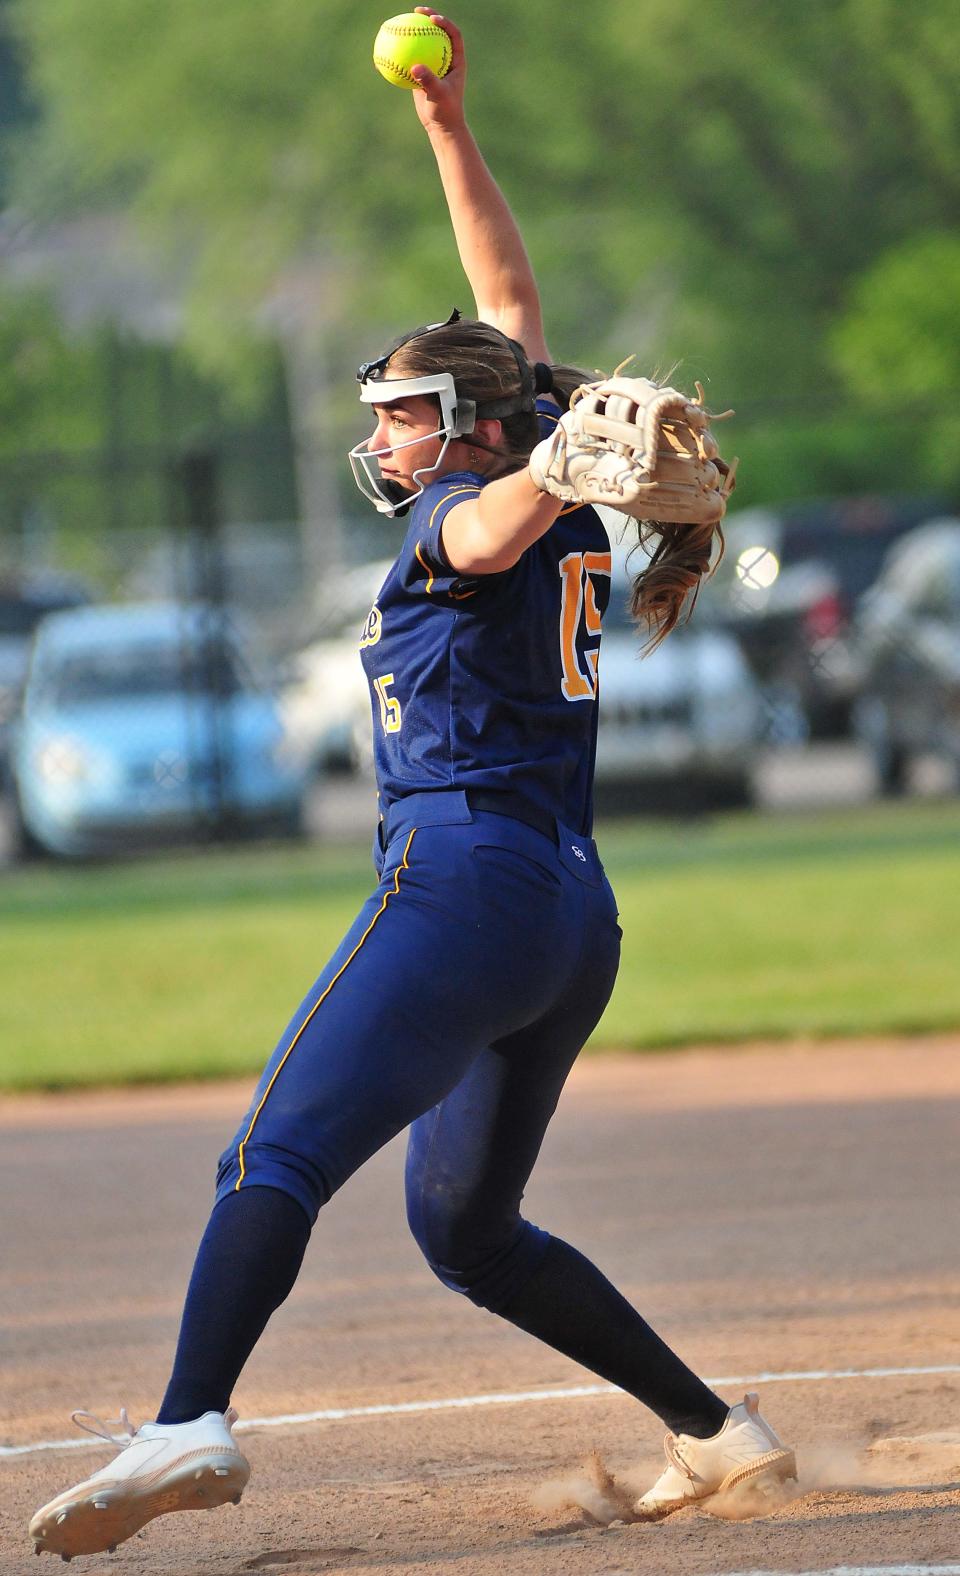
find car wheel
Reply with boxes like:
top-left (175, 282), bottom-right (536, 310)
top-left (875, 742), bottom-right (911, 796)
top-left (1, 791), bottom-right (49, 863)
top-left (853, 696), bottom-right (910, 796)
top-left (700, 773), bottom-right (756, 811)
top-left (275, 801), bottom-right (306, 840)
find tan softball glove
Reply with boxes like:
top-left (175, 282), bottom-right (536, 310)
top-left (528, 375), bottom-right (737, 523)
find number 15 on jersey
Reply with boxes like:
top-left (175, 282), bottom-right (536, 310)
top-left (373, 673), bottom-right (402, 734)
top-left (559, 550), bottom-right (611, 702)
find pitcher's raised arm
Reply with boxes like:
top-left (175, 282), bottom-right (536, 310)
top-left (408, 9), bottom-right (551, 366)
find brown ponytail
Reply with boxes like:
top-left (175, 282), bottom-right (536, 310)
top-left (547, 362), bottom-right (598, 410)
top-left (627, 518), bottom-right (725, 652)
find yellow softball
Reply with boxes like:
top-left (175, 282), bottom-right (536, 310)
top-left (373, 12), bottom-right (453, 89)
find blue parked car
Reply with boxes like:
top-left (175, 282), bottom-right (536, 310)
top-left (13, 603), bottom-right (306, 857)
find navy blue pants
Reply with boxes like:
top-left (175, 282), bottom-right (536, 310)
top-left (216, 791), bottom-right (621, 1312)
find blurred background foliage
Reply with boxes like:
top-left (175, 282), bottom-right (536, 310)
top-left (2, 0), bottom-right (960, 510)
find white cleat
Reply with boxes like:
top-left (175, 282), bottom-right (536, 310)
top-left (633, 1391), bottom-right (796, 1520)
top-left (29, 1407), bottom-right (250, 1558)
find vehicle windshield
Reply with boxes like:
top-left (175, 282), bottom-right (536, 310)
top-left (722, 495), bottom-right (949, 606)
top-left (0, 596), bottom-right (83, 638)
top-left (35, 644), bottom-right (245, 707)
top-left (776, 519), bottom-right (903, 600)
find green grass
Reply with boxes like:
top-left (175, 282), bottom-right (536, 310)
top-left (2, 800), bottom-right (959, 1090)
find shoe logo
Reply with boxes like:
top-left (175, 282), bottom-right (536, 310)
top-left (725, 1430), bottom-right (775, 1465)
top-left (571, 844), bottom-right (586, 862)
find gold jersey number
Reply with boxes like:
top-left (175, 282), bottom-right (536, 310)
top-left (373, 673), bottom-right (402, 734)
top-left (559, 550), bottom-right (611, 701)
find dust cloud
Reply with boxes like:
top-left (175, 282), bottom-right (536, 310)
top-left (531, 1432), bottom-right (960, 1526)
top-left (531, 1449), bottom-right (636, 1526)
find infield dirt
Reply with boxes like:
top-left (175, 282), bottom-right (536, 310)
top-left (2, 1038), bottom-right (958, 1574)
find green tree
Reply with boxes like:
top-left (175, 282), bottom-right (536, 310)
top-left (831, 229), bottom-right (960, 490)
top-left (0, 283), bottom-right (296, 583)
top-left (833, 231), bottom-right (960, 402)
top-left (0, 0), bottom-right (35, 203)
top-left (0, 284), bottom-right (101, 457)
top-left (8, 0), bottom-right (960, 500)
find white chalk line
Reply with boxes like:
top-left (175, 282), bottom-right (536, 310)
top-left (2, 1361), bottom-right (958, 1462)
top-left (709, 1568), bottom-right (960, 1576)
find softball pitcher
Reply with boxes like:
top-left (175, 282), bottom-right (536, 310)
top-left (30, 11), bottom-right (794, 1559)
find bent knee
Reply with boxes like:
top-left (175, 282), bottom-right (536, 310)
top-left (407, 1190), bottom-right (548, 1310)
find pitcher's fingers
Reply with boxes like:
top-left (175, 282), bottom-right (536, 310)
top-left (414, 9), bottom-right (465, 71)
top-left (410, 62), bottom-right (443, 93)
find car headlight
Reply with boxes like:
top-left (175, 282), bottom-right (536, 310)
top-left (33, 735), bottom-right (100, 784)
top-left (734, 544), bottom-right (780, 592)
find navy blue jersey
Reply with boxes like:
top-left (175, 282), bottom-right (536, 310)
top-left (359, 400), bottom-right (612, 835)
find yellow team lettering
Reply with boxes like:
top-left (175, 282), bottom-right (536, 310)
top-left (373, 673), bottom-right (402, 734)
top-left (359, 604), bottom-right (382, 649)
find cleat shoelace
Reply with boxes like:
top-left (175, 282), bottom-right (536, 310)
top-left (67, 1404), bottom-right (240, 1448)
top-left (70, 1409), bottom-right (138, 1448)
top-left (663, 1433), bottom-right (699, 1482)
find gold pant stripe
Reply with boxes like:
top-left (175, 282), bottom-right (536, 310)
top-left (234, 828), bottom-right (418, 1189)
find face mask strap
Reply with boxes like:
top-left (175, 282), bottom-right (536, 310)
top-left (356, 308), bottom-right (462, 387)
top-left (474, 335), bottom-right (537, 421)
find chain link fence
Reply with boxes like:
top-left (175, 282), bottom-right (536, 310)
top-left (0, 432), bottom-right (334, 861)
top-left (3, 430), bottom-right (958, 863)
